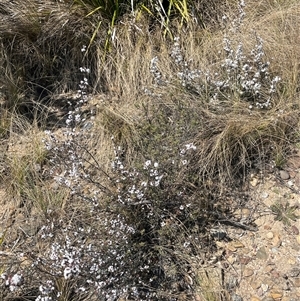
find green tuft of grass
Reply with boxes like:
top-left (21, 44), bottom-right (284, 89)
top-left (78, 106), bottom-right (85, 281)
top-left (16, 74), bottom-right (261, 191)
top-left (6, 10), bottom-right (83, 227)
top-left (270, 201), bottom-right (299, 226)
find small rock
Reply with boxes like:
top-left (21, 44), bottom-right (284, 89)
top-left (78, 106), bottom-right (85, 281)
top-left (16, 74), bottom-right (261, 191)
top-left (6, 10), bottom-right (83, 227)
top-left (261, 192), bottom-right (269, 199)
top-left (296, 235), bottom-right (300, 245)
top-left (266, 232), bottom-right (274, 239)
top-left (257, 288), bottom-right (264, 297)
top-left (256, 247), bottom-right (268, 260)
top-left (269, 290), bottom-right (283, 299)
top-left (250, 177), bottom-right (259, 187)
top-left (239, 255), bottom-right (252, 265)
top-left (293, 278), bottom-right (300, 287)
top-left (82, 121), bottom-right (94, 130)
top-left (216, 241), bottom-right (225, 248)
top-left (241, 208), bottom-right (250, 216)
top-left (271, 247), bottom-right (279, 253)
top-left (261, 283), bottom-right (269, 293)
top-left (232, 240), bottom-right (245, 248)
top-left (288, 258), bottom-right (296, 265)
top-left (273, 233), bottom-right (282, 247)
top-left (270, 270), bottom-right (280, 278)
top-left (227, 245), bottom-right (237, 252)
top-left (280, 170), bottom-right (290, 180)
top-left (251, 297), bottom-right (261, 301)
top-left (255, 217), bottom-right (265, 227)
top-left (251, 280), bottom-right (262, 289)
top-left (244, 267), bottom-right (254, 277)
top-left (291, 225), bottom-right (299, 235)
top-left (227, 255), bottom-right (236, 264)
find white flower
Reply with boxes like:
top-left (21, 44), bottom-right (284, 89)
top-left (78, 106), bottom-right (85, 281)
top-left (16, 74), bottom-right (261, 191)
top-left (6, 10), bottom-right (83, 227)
top-left (144, 160), bottom-right (152, 169)
top-left (5, 273), bottom-right (24, 291)
top-left (64, 267), bottom-right (72, 279)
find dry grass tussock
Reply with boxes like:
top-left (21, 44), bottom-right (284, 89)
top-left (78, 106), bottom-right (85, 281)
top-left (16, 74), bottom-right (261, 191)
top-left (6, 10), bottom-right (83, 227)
top-left (0, 0), bottom-right (300, 300)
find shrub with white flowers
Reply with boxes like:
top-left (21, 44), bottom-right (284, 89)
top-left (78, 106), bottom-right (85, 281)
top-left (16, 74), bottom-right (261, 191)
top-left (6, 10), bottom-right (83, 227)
top-left (166, 1), bottom-right (280, 110)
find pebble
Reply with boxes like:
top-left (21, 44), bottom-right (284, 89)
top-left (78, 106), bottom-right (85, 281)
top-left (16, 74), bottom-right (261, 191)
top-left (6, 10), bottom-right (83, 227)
top-left (261, 283), bottom-right (269, 293)
top-left (270, 290), bottom-right (283, 299)
top-left (290, 225), bottom-right (299, 235)
top-left (288, 258), bottom-right (296, 265)
top-left (280, 170), bottom-right (290, 180)
top-left (266, 232), bottom-right (274, 239)
top-left (251, 280), bottom-right (262, 289)
top-left (270, 270), bottom-right (280, 278)
top-left (227, 245), bottom-right (237, 252)
top-left (82, 121), bottom-right (94, 130)
top-left (251, 297), bottom-right (261, 301)
top-left (241, 208), bottom-right (250, 217)
top-left (244, 267), bottom-right (254, 277)
top-left (261, 192), bottom-right (269, 199)
top-left (293, 278), bottom-right (300, 287)
top-left (256, 247), bottom-right (268, 260)
top-left (273, 233), bottom-right (282, 247)
top-left (257, 288), bottom-right (264, 297)
top-left (271, 247), bottom-right (279, 253)
top-left (296, 235), bottom-right (300, 245)
top-left (227, 255), bottom-right (236, 264)
top-left (240, 255), bottom-right (252, 265)
top-left (255, 217), bottom-right (265, 227)
top-left (233, 240), bottom-right (245, 248)
top-left (250, 177), bottom-right (259, 187)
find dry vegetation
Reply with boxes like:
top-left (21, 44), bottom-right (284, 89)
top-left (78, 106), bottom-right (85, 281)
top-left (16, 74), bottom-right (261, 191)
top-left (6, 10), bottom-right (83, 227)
top-left (0, 0), bottom-right (300, 300)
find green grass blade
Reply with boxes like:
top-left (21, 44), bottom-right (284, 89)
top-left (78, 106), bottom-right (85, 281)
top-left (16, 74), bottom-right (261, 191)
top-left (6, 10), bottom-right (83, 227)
top-left (87, 20), bottom-right (102, 53)
top-left (86, 5), bottom-right (104, 17)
